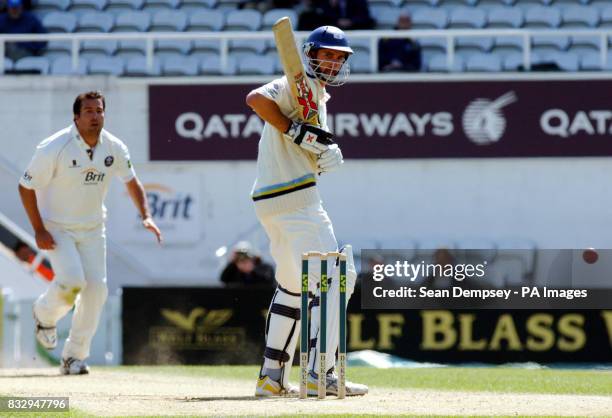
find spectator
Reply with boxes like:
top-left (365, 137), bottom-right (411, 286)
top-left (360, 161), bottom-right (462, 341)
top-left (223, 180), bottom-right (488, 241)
top-left (13, 240), bottom-right (54, 281)
top-left (299, 0), bottom-right (374, 31)
top-left (0, 0), bottom-right (47, 61)
top-left (220, 241), bottom-right (275, 287)
top-left (0, 0), bottom-right (32, 13)
top-left (378, 11), bottom-right (422, 72)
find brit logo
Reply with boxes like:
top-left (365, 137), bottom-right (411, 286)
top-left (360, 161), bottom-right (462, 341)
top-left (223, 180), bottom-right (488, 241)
top-left (104, 156), bottom-right (114, 167)
top-left (82, 168), bottom-right (105, 185)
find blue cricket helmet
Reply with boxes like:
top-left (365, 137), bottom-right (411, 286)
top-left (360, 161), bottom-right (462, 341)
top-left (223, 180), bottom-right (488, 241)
top-left (303, 26), bottom-right (354, 56)
top-left (303, 26), bottom-right (353, 86)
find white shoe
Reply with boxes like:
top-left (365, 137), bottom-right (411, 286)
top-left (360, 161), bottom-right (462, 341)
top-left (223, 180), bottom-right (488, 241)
top-left (255, 375), bottom-right (298, 397)
top-left (307, 370), bottom-right (368, 396)
top-left (60, 357), bottom-right (90, 375)
top-left (33, 309), bottom-right (56, 350)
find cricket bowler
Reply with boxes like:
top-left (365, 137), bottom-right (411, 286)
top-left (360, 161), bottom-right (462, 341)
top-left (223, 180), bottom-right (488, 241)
top-left (18, 91), bottom-right (162, 375)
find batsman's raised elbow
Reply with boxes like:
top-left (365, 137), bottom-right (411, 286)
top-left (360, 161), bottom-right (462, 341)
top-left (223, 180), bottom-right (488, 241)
top-left (245, 90), bottom-right (259, 109)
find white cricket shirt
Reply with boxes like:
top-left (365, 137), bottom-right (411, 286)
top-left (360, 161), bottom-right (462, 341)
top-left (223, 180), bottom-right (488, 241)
top-left (251, 75), bottom-right (331, 217)
top-left (20, 124), bottom-right (136, 228)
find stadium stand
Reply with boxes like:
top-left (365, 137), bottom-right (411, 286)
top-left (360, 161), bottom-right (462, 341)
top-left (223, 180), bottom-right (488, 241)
top-left (0, 0), bottom-right (611, 75)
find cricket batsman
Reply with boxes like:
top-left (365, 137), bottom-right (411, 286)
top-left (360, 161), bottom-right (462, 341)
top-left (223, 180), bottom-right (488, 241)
top-left (246, 26), bottom-right (367, 396)
top-left (18, 91), bottom-right (162, 375)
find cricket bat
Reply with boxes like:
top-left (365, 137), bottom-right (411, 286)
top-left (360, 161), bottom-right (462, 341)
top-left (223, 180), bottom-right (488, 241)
top-left (273, 17), bottom-right (320, 126)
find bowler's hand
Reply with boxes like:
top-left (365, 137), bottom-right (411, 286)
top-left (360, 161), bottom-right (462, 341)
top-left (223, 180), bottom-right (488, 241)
top-left (35, 228), bottom-right (56, 250)
top-left (143, 216), bottom-right (163, 244)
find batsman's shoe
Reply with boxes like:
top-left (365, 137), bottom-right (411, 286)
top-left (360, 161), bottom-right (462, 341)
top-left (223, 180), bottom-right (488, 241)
top-left (307, 370), bottom-right (368, 396)
top-left (255, 375), bottom-right (299, 397)
top-left (33, 309), bottom-right (57, 350)
top-left (60, 357), bottom-right (90, 375)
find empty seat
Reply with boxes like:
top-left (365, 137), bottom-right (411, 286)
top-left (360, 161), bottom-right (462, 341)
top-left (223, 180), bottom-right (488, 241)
top-left (162, 55), bottom-right (199, 75)
top-left (487, 6), bottom-right (523, 28)
top-left (419, 36), bottom-right (447, 53)
top-left (403, 0), bottom-right (438, 7)
top-left (369, 0), bottom-right (402, 6)
top-left (524, 6), bottom-right (561, 28)
top-left (125, 56), bottom-right (162, 75)
top-left (180, 0), bottom-right (218, 13)
top-left (601, 6), bottom-right (612, 28)
top-left (494, 35), bottom-right (525, 53)
top-left (570, 35), bottom-right (602, 55)
top-left (78, 12), bottom-right (114, 32)
top-left (142, 0), bottom-right (180, 12)
top-left (114, 11), bottom-right (151, 31)
top-left (192, 39), bottom-right (222, 54)
top-left (150, 10), bottom-right (188, 31)
top-left (216, 0), bottom-right (243, 11)
top-left (188, 10), bottom-right (225, 31)
top-left (50, 56), bottom-right (88, 75)
top-left (36, 0), bottom-right (71, 13)
top-left (14, 56), bottom-right (50, 74)
top-left (3, 57), bottom-right (13, 72)
top-left (229, 39), bottom-right (267, 54)
top-left (262, 9), bottom-right (297, 31)
top-left (225, 10), bottom-right (262, 31)
top-left (89, 56), bottom-right (125, 75)
top-left (81, 39), bottom-right (118, 57)
top-left (449, 7), bottom-right (486, 28)
top-left (43, 12), bottom-right (78, 33)
top-left (116, 39), bottom-right (148, 57)
top-left (580, 53), bottom-right (601, 71)
top-left (200, 55), bottom-right (237, 75)
top-left (349, 37), bottom-right (372, 54)
top-left (561, 6), bottom-right (598, 28)
top-left (350, 52), bottom-right (373, 73)
top-left (427, 54), bottom-right (464, 72)
top-left (466, 53), bottom-right (502, 72)
top-left (105, 0), bottom-right (145, 14)
top-left (371, 6), bottom-right (399, 29)
top-left (70, 0), bottom-right (107, 13)
top-left (156, 39), bottom-right (192, 55)
top-left (45, 41), bottom-right (73, 58)
top-left (502, 53), bottom-right (524, 71)
top-left (439, 0), bottom-right (478, 6)
top-left (456, 36), bottom-right (494, 54)
top-left (532, 35), bottom-right (570, 56)
top-left (412, 8), bottom-right (448, 29)
top-left (549, 52), bottom-right (580, 71)
top-left (237, 55), bottom-right (275, 75)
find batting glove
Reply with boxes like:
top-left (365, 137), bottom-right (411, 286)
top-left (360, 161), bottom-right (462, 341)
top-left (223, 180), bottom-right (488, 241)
top-left (284, 121), bottom-right (334, 155)
top-left (317, 144), bottom-right (344, 173)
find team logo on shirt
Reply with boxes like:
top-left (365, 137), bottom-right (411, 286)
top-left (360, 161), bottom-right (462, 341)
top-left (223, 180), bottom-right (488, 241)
top-left (82, 168), bottom-right (106, 185)
top-left (104, 156), bottom-right (114, 167)
top-left (23, 171), bottom-right (32, 182)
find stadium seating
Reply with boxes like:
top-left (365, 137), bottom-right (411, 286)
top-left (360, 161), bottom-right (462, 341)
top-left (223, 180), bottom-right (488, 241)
top-left (50, 56), bottom-right (88, 75)
top-left (77, 12), bottom-right (114, 32)
top-left (9, 0), bottom-right (612, 76)
top-left (14, 56), bottom-right (50, 74)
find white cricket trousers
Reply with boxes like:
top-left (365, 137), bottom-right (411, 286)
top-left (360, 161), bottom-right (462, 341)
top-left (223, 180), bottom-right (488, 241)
top-left (33, 222), bottom-right (108, 361)
top-left (258, 202), bottom-right (339, 386)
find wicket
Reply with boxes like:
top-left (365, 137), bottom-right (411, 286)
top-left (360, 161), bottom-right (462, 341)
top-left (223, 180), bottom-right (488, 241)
top-left (300, 251), bottom-right (347, 400)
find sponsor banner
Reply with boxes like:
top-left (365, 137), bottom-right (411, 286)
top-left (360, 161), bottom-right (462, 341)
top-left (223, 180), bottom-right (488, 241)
top-left (107, 170), bottom-right (200, 244)
top-left (122, 287), bottom-right (612, 364)
top-left (361, 249), bottom-right (612, 309)
top-left (149, 80), bottom-right (612, 160)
